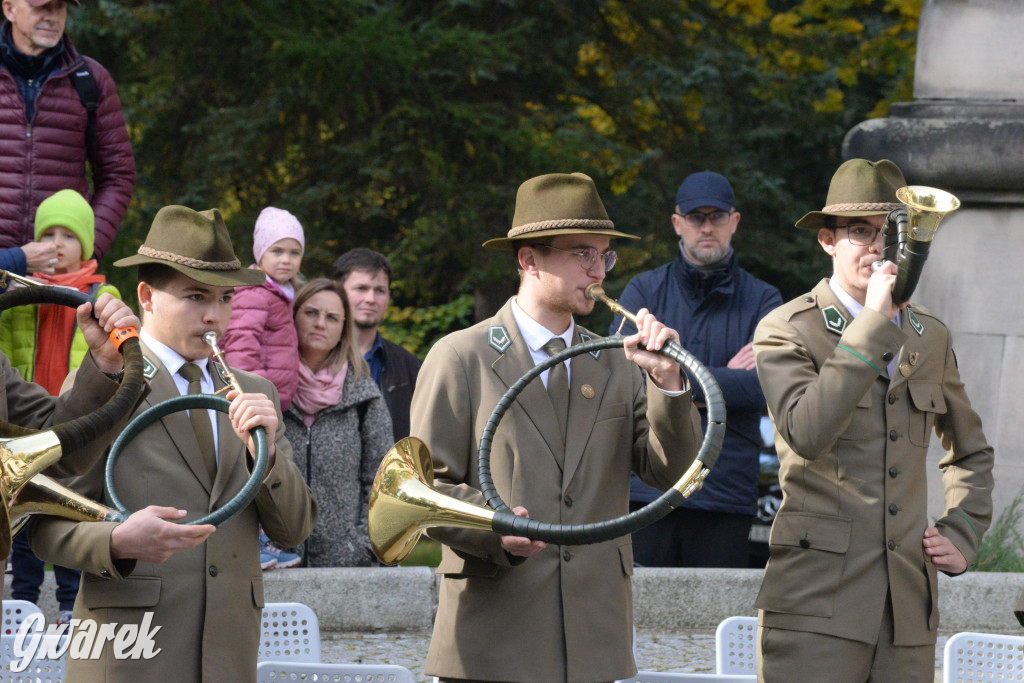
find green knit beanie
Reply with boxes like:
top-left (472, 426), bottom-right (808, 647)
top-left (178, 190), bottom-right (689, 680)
top-left (34, 189), bottom-right (95, 259)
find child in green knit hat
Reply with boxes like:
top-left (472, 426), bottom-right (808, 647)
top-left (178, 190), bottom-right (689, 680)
top-left (0, 189), bottom-right (124, 625)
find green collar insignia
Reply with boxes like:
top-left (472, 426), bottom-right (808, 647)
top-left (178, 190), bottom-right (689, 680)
top-left (212, 361), bottom-right (231, 387)
top-left (907, 309), bottom-right (924, 336)
top-left (142, 356), bottom-right (158, 380)
top-left (821, 305), bottom-right (847, 335)
top-left (578, 332), bottom-right (600, 359)
top-left (488, 325), bottom-right (512, 353)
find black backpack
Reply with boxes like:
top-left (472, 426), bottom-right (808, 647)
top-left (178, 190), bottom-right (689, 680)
top-left (66, 64), bottom-right (98, 168)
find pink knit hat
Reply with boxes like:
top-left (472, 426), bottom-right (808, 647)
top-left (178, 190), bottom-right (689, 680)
top-left (253, 207), bottom-right (305, 264)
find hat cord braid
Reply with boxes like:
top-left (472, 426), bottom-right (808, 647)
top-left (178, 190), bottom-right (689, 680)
top-left (822, 202), bottom-right (901, 212)
top-left (509, 218), bottom-right (615, 238)
top-left (137, 245), bottom-right (242, 271)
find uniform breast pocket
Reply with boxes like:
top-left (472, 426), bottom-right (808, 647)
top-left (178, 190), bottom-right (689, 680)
top-left (756, 512), bottom-right (851, 618)
top-left (907, 381), bottom-right (947, 447)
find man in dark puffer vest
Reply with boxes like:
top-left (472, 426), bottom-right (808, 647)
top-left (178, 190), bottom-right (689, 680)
top-left (0, 0), bottom-right (135, 275)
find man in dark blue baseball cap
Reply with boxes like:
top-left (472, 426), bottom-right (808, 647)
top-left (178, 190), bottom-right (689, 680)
top-left (611, 169), bottom-right (783, 568)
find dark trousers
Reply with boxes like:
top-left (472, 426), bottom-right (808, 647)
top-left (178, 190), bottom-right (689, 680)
top-left (11, 528), bottom-right (81, 611)
top-left (628, 502), bottom-right (752, 568)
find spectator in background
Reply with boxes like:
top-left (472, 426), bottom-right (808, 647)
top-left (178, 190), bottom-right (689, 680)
top-left (611, 171), bottom-right (782, 567)
top-left (332, 248), bottom-right (419, 443)
top-left (0, 0), bottom-right (135, 271)
top-left (220, 207), bottom-right (304, 411)
top-left (284, 278), bottom-right (392, 567)
top-left (0, 187), bottom-right (120, 623)
top-left (220, 206), bottom-right (305, 570)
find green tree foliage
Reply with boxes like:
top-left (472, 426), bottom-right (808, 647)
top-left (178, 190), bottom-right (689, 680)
top-left (68, 0), bottom-right (921, 351)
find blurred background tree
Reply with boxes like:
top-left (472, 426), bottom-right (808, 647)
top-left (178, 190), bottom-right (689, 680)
top-left (69, 0), bottom-right (921, 356)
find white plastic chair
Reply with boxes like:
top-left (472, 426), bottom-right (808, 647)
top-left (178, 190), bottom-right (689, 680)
top-left (1, 600), bottom-right (43, 637)
top-left (623, 673), bottom-right (755, 682)
top-left (942, 631), bottom-right (1024, 683)
top-left (0, 633), bottom-right (67, 682)
top-left (256, 660), bottom-right (417, 682)
top-left (714, 615), bottom-right (758, 674)
top-left (259, 602), bottom-right (321, 663)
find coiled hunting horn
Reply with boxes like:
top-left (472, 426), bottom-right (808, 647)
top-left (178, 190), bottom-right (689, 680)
top-left (0, 278), bottom-right (145, 557)
top-left (368, 283), bottom-right (726, 565)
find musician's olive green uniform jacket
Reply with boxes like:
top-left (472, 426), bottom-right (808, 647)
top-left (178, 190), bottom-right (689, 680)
top-left (753, 280), bottom-right (994, 646)
top-left (30, 344), bottom-right (318, 682)
top-left (412, 299), bottom-right (702, 683)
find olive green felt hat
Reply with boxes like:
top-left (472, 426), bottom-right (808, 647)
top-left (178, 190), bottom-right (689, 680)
top-left (114, 206), bottom-right (265, 287)
top-left (795, 159), bottom-right (907, 230)
top-left (482, 173), bottom-right (639, 251)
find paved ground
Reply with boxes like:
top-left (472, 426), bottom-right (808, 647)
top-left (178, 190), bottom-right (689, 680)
top-left (320, 630), bottom-right (949, 682)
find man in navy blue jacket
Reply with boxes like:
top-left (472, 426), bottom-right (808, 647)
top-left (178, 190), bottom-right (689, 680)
top-left (612, 170), bottom-right (782, 567)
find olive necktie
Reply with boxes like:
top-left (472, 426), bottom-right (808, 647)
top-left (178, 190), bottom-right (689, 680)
top-left (178, 362), bottom-right (217, 481)
top-left (542, 338), bottom-right (569, 444)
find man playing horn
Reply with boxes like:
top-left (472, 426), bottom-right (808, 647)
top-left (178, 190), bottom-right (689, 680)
top-left (411, 172), bottom-right (703, 683)
top-left (752, 159), bottom-right (994, 682)
top-left (28, 205), bottom-right (318, 681)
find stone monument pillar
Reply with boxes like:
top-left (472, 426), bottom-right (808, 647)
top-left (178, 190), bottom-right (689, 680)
top-left (844, 0), bottom-right (1024, 531)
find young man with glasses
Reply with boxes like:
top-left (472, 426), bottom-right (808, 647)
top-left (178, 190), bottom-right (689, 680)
top-left (410, 172), bottom-right (703, 683)
top-left (752, 159), bottom-right (994, 682)
top-left (611, 170), bottom-right (782, 568)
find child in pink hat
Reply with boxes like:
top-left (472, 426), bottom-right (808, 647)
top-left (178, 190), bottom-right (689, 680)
top-left (220, 206), bottom-right (306, 569)
top-left (220, 206), bottom-right (304, 412)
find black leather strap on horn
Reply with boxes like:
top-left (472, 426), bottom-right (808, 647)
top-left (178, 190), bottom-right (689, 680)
top-left (0, 285), bottom-right (145, 454)
top-left (477, 334), bottom-right (725, 546)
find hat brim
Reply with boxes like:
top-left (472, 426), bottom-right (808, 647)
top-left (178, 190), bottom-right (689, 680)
top-left (676, 198), bottom-right (734, 215)
top-left (795, 208), bottom-right (892, 231)
top-left (113, 254), bottom-right (266, 287)
top-left (483, 227), bottom-right (639, 252)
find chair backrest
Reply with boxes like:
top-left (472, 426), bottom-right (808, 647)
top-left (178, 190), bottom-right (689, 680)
top-left (942, 631), bottom-right (1024, 683)
top-left (714, 615), bottom-right (758, 674)
top-left (259, 602), bottom-right (321, 663)
top-left (623, 673), bottom-right (756, 682)
top-left (0, 634), bottom-right (67, 683)
top-left (1, 600), bottom-right (43, 637)
top-left (257, 660), bottom-right (417, 683)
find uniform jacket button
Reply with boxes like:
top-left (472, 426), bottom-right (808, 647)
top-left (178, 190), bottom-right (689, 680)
top-left (799, 539), bottom-right (810, 549)
top-left (888, 540), bottom-right (897, 551)
top-left (888, 393), bottom-right (896, 405)
top-left (889, 467), bottom-right (898, 478)
top-left (562, 550), bottom-right (572, 562)
top-left (889, 504), bottom-right (898, 515)
top-left (208, 565), bottom-right (218, 577)
top-left (563, 494), bottom-right (573, 507)
top-left (889, 430), bottom-right (898, 441)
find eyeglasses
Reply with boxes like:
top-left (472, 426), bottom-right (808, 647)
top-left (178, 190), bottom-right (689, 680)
top-left (675, 210), bottom-right (734, 228)
top-left (532, 244), bottom-right (618, 273)
top-left (838, 224), bottom-right (883, 246)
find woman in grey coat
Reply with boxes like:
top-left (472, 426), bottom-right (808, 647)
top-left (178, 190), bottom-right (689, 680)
top-left (284, 278), bottom-right (394, 566)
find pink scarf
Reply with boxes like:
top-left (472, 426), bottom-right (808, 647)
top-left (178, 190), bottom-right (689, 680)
top-left (292, 361), bottom-right (347, 427)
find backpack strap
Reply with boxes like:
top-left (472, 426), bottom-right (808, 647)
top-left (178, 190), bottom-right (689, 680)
top-left (67, 64), bottom-right (99, 169)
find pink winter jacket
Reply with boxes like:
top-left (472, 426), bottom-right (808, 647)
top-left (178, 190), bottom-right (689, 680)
top-left (0, 36), bottom-right (135, 259)
top-left (220, 277), bottom-right (299, 410)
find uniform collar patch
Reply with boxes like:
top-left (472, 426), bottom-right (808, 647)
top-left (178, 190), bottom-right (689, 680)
top-left (821, 305), bottom-right (847, 335)
top-left (907, 309), bottom-right (924, 336)
top-left (578, 332), bottom-right (601, 360)
top-left (142, 356), bottom-right (158, 380)
top-left (212, 361), bottom-right (231, 387)
top-left (488, 325), bottom-right (512, 353)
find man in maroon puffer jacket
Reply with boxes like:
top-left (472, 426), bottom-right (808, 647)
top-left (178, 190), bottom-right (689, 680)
top-left (0, 0), bottom-right (134, 272)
